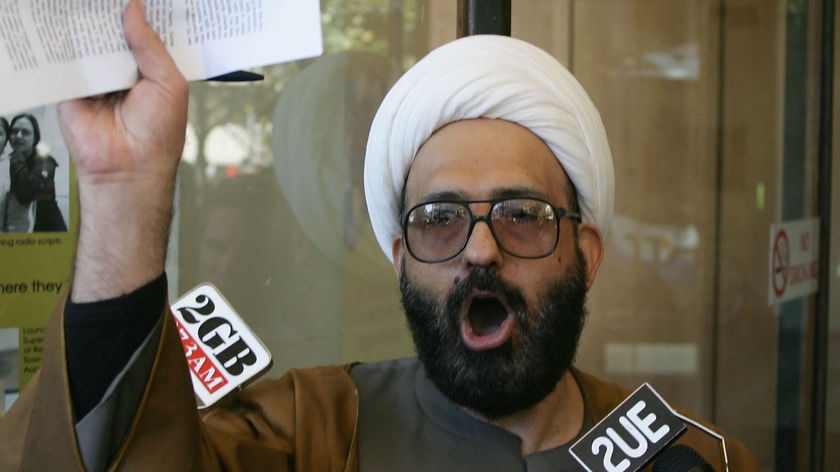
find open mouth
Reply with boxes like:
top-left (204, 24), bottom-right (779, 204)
top-left (469, 297), bottom-right (509, 336)
top-left (460, 295), bottom-right (515, 350)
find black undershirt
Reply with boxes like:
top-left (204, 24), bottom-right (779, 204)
top-left (64, 274), bottom-right (166, 420)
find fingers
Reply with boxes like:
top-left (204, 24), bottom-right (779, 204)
top-left (123, 0), bottom-right (185, 91)
top-left (59, 0), bottom-right (187, 170)
top-left (120, 0), bottom-right (187, 154)
top-left (60, 0), bottom-right (186, 126)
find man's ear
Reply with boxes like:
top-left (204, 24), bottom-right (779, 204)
top-left (577, 223), bottom-right (604, 289)
top-left (391, 236), bottom-right (404, 276)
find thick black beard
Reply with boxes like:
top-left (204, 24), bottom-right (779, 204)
top-left (400, 250), bottom-right (588, 420)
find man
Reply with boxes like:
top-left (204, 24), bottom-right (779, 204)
top-left (0, 1), bottom-right (756, 470)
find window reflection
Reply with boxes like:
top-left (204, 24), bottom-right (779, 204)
top-left (178, 2), bottom-right (421, 374)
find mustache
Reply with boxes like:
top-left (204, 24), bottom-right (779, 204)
top-left (444, 267), bottom-right (528, 321)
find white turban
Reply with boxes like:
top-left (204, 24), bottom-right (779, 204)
top-left (364, 35), bottom-right (615, 262)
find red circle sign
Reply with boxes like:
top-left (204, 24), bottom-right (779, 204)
top-left (772, 229), bottom-right (790, 297)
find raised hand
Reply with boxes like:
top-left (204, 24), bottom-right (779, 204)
top-left (58, 0), bottom-right (189, 302)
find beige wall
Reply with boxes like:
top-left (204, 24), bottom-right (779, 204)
top-left (715, 2), bottom-right (786, 467)
top-left (572, 1), bottom-right (722, 421)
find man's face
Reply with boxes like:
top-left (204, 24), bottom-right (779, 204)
top-left (10, 118), bottom-right (35, 154)
top-left (0, 126), bottom-right (7, 149)
top-left (393, 118), bottom-right (603, 419)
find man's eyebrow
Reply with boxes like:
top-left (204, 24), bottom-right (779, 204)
top-left (490, 187), bottom-right (552, 201)
top-left (413, 187), bottom-right (552, 204)
top-left (414, 190), bottom-right (467, 203)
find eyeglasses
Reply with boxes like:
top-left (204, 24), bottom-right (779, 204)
top-left (402, 197), bottom-right (581, 263)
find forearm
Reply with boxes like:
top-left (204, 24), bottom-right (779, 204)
top-left (71, 172), bottom-right (175, 302)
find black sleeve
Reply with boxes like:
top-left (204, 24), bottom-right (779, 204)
top-left (64, 274), bottom-right (167, 420)
top-left (8, 154), bottom-right (37, 203)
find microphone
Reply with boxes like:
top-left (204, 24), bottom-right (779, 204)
top-left (653, 445), bottom-right (715, 472)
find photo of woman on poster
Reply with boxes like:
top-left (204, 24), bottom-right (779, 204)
top-left (1, 107), bottom-right (70, 233)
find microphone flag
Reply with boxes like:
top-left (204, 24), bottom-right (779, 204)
top-left (570, 383), bottom-right (687, 472)
top-left (171, 283), bottom-right (273, 408)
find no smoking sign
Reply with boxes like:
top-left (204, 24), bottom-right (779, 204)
top-left (768, 218), bottom-right (819, 305)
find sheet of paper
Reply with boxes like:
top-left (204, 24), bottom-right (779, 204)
top-left (0, 0), bottom-right (323, 115)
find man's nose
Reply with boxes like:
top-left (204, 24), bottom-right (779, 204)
top-left (460, 218), bottom-right (503, 268)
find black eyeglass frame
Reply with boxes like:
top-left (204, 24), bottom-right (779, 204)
top-left (401, 197), bottom-right (582, 263)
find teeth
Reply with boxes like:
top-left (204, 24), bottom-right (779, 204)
top-left (468, 298), bottom-right (508, 336)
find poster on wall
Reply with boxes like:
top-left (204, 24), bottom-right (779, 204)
top-left (0, 105), bottom-right (76, 416)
